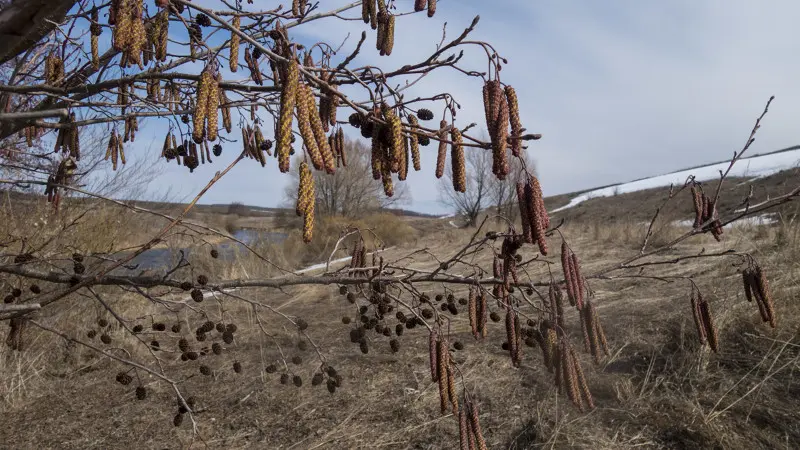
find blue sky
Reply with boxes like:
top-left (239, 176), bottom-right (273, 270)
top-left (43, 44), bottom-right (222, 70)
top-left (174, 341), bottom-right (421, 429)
top-left (112, 1), bottom-right (800, 215)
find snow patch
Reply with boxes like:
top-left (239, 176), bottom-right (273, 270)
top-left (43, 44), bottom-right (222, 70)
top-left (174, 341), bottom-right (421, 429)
top-left (552, 150), bottom-right (800, 213)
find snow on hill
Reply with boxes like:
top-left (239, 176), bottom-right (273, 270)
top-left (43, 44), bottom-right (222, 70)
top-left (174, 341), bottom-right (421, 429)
top-left (552, 147), bottom-right (800, 213)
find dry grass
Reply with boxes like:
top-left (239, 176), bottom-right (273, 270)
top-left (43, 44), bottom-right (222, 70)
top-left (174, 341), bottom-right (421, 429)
top-left (1, 205), bottom-right (799, 449)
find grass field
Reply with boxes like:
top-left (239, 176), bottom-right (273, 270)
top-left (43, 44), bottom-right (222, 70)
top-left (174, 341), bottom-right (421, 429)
top-left (1, 171), bottom-right (799, 449)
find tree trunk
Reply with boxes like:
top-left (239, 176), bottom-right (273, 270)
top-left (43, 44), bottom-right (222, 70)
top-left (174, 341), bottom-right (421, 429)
top-left (0, 0), bottom-right (78, 65)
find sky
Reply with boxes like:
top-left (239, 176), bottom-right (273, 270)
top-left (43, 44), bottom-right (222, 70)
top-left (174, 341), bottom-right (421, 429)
top-left (116, 0), bottom-right (800, 215)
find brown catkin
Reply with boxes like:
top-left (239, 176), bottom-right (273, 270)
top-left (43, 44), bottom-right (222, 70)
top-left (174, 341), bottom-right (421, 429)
top-left (561, 241), bottom-right (577, 306)
top-left (516, 183), bottom-right (533, 243)
top-left (505, 85), bottom-right (522, 156)
top-left (371, 127), bottom-right (383, 180)
top-left (747, 270), bottom-right (770, 323)
top-left (562, 340), bottom-right (583, 410)
top-left (468, 286), bottom-right (478, 338)
top-left (429, 329), bottom-right (439, 382)
top-left (690, 289), bottom-right (707, 345)
top-left (698, 293), bottom-right (719, 352)
top-left (436, 120), bottom-right (448, 178)
top-left (362, 0), bottom-right (372, 23)
top-left (459, 406), bottom-right (470, 450)
top-left (691, 184), bottom-right (703, 229)
top-left (447, 364), bottom-right (459, 415)
top-left (437, 339), bottom-right (449, 414)
top-left (415, 0), bottom-right (427, 12)
top-left (451, 127), bottom-right (466, 193)
top-left (571, 252), bottom-right (584, 310)
top-left (755, 266), bottom-right (776, 328)
top-left (742, 269), bottom-right (754, 303)
top-left (505, 310), bottom-right (517, 363)
top-left (277, 59), bottom-right (299, 172)
top-left (469, 402), bottom-right (488, 450)
top-left (230, 16), bottom-right (240, 72)
top-left (479, 291), bottom-right (488, 338)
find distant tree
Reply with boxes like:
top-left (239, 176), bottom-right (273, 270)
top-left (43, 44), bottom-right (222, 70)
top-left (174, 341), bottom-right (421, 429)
top-left (439, 144), bottom-right (536, 227)
top-left (284, 137), bottom-right (410, 218)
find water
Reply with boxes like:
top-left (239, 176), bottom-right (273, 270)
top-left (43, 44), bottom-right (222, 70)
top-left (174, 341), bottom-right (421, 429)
top-left (115, 229), bottom-right (287, 273)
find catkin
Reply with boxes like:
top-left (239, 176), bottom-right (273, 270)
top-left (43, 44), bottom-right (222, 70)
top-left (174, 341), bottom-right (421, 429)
top-left (698, 294), bottom-right (719, 353)
top-left (570, 345), bottom-right (595, 410)
top-left (516, 183), bottom-right (533, 243)
top-left (451, 127), bottom-right (466, 193)
top-left (296, 162), bottom-right (312, 216)
top-left (459, 405), bottom-right (470, 450)
top-left (437, 339), bottom-right (449, 414)
top-left (468, 402), bottom-right (487, 450)
top-left (371, 128), bottom-right (383, 180)
top-left (447, 364), bottom-right (459, 415)
top-left (381, 105), bottom-right (403, 173)
top-left (192, 70), bottom-right (211, 143)
top-left (305, 83), bottom-right (336, 174)
top-left (90, 9), bottom-right (100, 69)
top-left (230, 16), bottom-right (240, 72)
top-left (415, 0), bottom-right (427, 12)
top-left (691, 184), bottom-right (703, 229)
top-left (505, 85), bottom-right (522, 156)
top-left (277, 59), bottom-right (299, 173)
top-left (690, 289), bottom-right (707, 345)
top-left (296, 84), bottom-right (323, 170)
top-left (436, 120), bottom-right (448, 178)
top-left (468, 286), bottom-right (478, 339)
top-left (206, 74), bottom-right (220, 142)
top-left (570, 252), bottom-right (584, 310)
top-left (408, 116), bottom-right (421, 171)
top-left (755, 266), bottom-right (776, 328)
top-left (429, 329), bottom-right (439, 382)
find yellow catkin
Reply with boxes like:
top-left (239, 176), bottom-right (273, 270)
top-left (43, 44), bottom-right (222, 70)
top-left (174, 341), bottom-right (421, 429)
top-left (192, 70), bottom-right (212, 143)
top-left (296, 162), bottom-right (311, 216)
top-left (383, 106), bottom-right (404, 173)
top-left (570, 346), bottom-right (595, 410)
top-left (382, 14), bottom-right (395, 56)
top-left (206, 75), bottom-right (220, 141)
top-left (303, 196), bottom-right (315, 243)
top-left (296, 84), bottom-right (323, 170)
top-left (230, 16), bottom-right (240, 72)
top-left (277, 60), bottom-right (299, 173)
top-left (304, 84), bottom-right (336, 174)
top-left (408, 116), bottom-right (421, 171)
